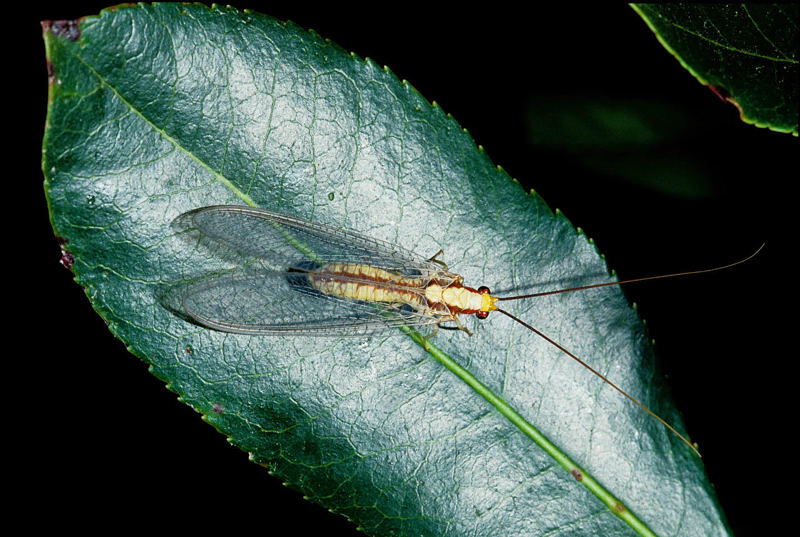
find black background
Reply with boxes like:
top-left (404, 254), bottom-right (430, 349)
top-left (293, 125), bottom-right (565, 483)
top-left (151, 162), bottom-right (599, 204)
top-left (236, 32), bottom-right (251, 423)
top-left (15, 3), bottom-right (793, 535)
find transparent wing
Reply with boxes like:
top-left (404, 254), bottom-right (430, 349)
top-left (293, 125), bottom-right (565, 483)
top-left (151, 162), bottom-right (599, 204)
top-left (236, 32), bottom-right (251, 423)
top-left (173, 205), bottom-right (454, 281)
top-left (165, 205), bottom-right (461, 336)
top-left (161, 268), bottom-right (445, 336)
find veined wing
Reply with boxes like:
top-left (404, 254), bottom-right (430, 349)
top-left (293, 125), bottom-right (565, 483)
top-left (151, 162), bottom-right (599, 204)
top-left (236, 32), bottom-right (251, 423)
top-left (173, 205), bottom-right (454, 282)
top-left (161, 268), bottom-right (445, 336)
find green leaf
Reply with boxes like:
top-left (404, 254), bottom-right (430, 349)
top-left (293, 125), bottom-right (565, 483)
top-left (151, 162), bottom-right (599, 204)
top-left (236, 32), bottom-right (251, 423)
top-left (631, 3), bottom-right (799, 136)
top-left (42, 4), bottom-right (731, 536)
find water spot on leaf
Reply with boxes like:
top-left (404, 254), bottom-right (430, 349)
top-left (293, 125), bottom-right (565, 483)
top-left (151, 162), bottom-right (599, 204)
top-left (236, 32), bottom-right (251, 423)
top-left (327, 192), bottom-right (335, 201)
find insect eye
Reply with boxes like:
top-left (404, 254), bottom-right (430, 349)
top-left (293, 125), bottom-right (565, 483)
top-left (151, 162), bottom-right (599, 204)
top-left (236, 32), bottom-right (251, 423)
top-left (478, 286), bottom-right (490, 294)
top-left (476, 311), bottom-right (489, 320)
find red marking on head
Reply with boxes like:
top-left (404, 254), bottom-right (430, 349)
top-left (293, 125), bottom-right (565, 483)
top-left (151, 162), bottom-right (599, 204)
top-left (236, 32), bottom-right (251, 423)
top-left (478, 286), bottom-right (490, 294)
top-left (42, 20), bottom-right (80, 41)
top-left (571, 468), bottom-right (583, 481)
top-left (475, 311), bottom-right (489, 320)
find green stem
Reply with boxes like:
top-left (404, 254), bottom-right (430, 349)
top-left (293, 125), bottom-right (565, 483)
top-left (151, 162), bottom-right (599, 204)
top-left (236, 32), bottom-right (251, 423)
top-left (401, 326), bottom-right (658, 537)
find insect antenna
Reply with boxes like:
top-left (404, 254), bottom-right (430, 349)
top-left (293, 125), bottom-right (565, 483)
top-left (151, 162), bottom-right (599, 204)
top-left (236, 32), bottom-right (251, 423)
top-left (496, 243), bottom-right (764, 302)
top-left (492, 244), bottom-right (764, 457)
top-left (496, 307), bottom-right (700, 457)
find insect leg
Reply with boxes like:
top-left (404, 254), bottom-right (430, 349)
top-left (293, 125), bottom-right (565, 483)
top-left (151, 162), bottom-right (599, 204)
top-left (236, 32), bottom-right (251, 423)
top-left (437, 316), bottom-right (473, 336)
top-left (427, 249), bottom-right (449, 270)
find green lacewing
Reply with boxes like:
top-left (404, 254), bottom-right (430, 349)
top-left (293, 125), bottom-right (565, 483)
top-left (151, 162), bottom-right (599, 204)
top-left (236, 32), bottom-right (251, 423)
top-left (165, 205), bottom-right (762, 456)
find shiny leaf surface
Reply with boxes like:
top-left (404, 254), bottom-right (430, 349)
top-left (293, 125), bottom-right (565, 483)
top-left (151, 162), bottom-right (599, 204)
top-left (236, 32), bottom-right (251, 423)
top-left (42, 5), bottom-right (732, 536)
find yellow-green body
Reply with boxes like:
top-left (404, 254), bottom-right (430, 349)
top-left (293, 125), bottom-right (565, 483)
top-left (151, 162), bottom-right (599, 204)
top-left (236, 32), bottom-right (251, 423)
top-left (308, 262), bottom-right (497, 321)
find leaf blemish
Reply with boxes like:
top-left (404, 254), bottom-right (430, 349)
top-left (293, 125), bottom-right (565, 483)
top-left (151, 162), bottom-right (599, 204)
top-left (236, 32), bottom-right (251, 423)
top-left (56, 237), bottom-right (74, 270)
top-left (42, 19), bottom-right (80, 41)
top-left (707, 84), bottom-right (731, 102)
top-left (60, 250), bottom-right (75, 270)
top-left (707, 84), bottom-right (742, 115)
top-left (570, 468), bottom-right (583, 481)
top-left (212, 403), bottom-right (225, 414)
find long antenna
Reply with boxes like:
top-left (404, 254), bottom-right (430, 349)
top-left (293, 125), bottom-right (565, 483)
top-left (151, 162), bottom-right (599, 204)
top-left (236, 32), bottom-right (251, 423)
top-left (497, 243), bottom-right (764, 302)
top-left (496, 308), bottom-right (701, 457)
top-left (492, 244), bottom-right (765, 457)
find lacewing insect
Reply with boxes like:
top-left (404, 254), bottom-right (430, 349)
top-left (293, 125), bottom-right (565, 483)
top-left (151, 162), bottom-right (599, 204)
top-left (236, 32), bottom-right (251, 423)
top-left (166, 205), bottom-right (762, 456)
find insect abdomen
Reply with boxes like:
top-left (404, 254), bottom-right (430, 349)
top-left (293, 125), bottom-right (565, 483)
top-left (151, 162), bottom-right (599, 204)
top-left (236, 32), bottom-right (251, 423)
top-left (309, 263), bottom-right (426, 307)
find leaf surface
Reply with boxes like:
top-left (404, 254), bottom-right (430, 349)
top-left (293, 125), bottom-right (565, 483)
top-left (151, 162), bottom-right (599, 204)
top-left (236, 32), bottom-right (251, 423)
top-left (43, 4), bottom-right (731, 536)
top-left (632, 3), bottom-right (799, 136)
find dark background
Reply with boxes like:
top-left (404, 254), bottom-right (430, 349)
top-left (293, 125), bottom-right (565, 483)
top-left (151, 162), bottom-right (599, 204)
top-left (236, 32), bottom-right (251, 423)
top-left (16, 3), bottom-right (792, 535)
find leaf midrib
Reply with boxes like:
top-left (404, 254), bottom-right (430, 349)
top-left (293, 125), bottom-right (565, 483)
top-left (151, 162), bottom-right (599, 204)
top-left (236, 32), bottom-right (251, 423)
top-left (68, 43), bottom-right (259, 208)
